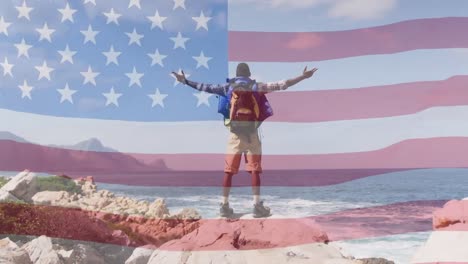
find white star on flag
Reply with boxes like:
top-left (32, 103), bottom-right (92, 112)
top-left (148, 88), bottom-right (168, 108)
top-left (148, 49), bottom-right (167, 67)
top-left (148, 10), bottom-right (167, 30)
top-left (170, 68), bottom-right (190, 87)
top-left (192, 11), bottom-right (212, 31)
top-left (36, 23), bottom-right (55, 42)
top-left (126, 67), bottom-right (144, 87)
top-left (81, 25), bottom-right (99, 45)
top-left (193, 91), bottom-right (212, 107)
top-left (173, 0), bottom-right (186, 10)
top-left (126, 28), bottom-right (144, 46)
top-left (58, 45), bottom-right (76, 64)
top-left (83, 0), bottom-right (96, 5)
top-left (193, 51), bottom-right (212, 69)
top-left (15, 1), bottom-right (33, 21)
top-left (58, 3), bottom-right (77, 23)
top-left (14, 39), bottom-right (32, 59)
top-left (0, 58), bottom-right (14, 77)
top-left (57, 83), bottom-right (77, 104)
top-left (80, 66), bottom-right (100, 86)
top-left (18, 80), bottom-right (33, 99)
top-left (128, 0), bottom-right (141, 9)
top-left (170, 32), bottom-right (189, 49)
top-left (0, 16), bottom-right (11, 36)
top-left (103, 8), bottom-right (121, 25)
top-left (35, 61), bottom-right (54, 81)
top-left (103, 87), bottom-right (122, 107)
top-left (103, 45), bottom-right (121, 66)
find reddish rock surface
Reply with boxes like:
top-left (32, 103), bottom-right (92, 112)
top-left (160, 218), bottom-right (329, 251)
top-left (0, 203), bottom-right (199, 248)
top-left (433, 199), bottom-right (468, 230)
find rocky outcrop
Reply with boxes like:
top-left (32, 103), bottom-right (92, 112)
top-left (3, 173), bottom-right (200, 248)
top-left (1, 235), bottom-right (130, 264)
top-left (148, 243), bottom-right (358, 264)
top-left (173, 208), bottom-right (201, 220)
top-left (0, 170), bottom-right (37, 202)
top-left (144, 217), bottom-right (341, 263)
top-left (0, 237), bottom-right (32, 264)
top-left (159, 218), bottom-right (328, 251)
top-left (31, 176), bottom-right (185, 220)
top-left (432, 199), bottom-right (468, 229)
top-left (31, 191), bottom-right (69, 206)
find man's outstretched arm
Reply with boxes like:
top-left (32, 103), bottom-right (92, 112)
top-left (172, 71), bottom-right (229, 96)
top-left (257, 66), bottom-right (318, 93)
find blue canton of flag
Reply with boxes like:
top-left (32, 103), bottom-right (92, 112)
top-left (0, 0), bottom-right (228, 121)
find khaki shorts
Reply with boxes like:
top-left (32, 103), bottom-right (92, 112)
top-left (224, 131), bottom-right (262, 174)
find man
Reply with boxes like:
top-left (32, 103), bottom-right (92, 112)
top-left (172, 63), bottom-right (317, 218)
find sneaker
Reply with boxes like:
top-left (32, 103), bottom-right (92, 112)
top-left (253, 201), bottom-right (271, 218)
top-left (220, 202), bottom-right (234, 217)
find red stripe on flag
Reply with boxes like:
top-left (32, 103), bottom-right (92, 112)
top-left (229, 17), bottom-right (468, 62)
top-left (268, 76), bottom-right (468, 122)
top-left (0, 137), bottom-right (467, 186)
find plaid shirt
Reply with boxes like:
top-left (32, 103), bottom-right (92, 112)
top-left (185, 79), bottom-right (289, 96)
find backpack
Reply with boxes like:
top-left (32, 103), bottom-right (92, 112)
top-left (218, 77), bottom-right (273, 134)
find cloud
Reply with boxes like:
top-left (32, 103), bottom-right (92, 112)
top-left (328, 0), bottom-right (397, 20)
top-left (287, 33), bottom-right (323, 50)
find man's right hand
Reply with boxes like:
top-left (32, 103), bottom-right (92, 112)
top-left (172, 70), bottom-right (186, 84)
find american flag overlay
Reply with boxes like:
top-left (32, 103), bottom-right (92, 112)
top-left (1, 0), bottom-right (468, 262)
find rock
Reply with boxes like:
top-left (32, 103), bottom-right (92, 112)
top-left (125, 246), bottom-right (154, 264)
top-left (0, 189), bottom-right (20, 202)
top-left (32, 191), bottom-right (69, 205)
top-left (146, 199), bottom-right (170, 218)
top-left (148, 243), bottom-right (359, 264)
top-left (173, 208), bottom-right (202, 220)
top-left (159, 218), bottom-right (328, 251)
top-left (433, 199), bottom-right (468, 229)
top-left (74, 176), bottom-right (97, 195)
top-left (358, 258), bottom-right (395, 264)
top-left (65, 244), bottom-right (107, 264)
top-left (22, 236), bottom-right (63, 264)
top-left (0, 170), bottom-right (38, 202)
top-left (0, 237), bottom-right (32, 264)
top-left (75, 176), bottom-right (95, 184)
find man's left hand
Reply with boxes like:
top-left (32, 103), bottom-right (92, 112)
top-left (303, 66), bottom-right (318, 78)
